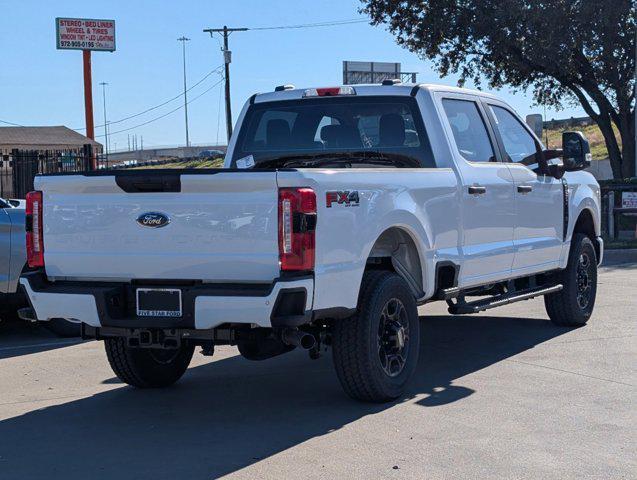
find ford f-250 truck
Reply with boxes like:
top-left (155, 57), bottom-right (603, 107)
top-left (19, 83), bottom-right (602, 402)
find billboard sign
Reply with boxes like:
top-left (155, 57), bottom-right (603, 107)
top-left (525, 114), bottom-right (544, 138)
top-left (56, 18), bottom-right (116, 51)
top-left (343, 61), bottom-right (417, 85)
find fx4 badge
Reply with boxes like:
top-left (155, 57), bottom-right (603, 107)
top-left (326, 191), bottom-right (360, 208)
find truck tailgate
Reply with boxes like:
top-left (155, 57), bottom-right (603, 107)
top-left (37, 171), bottom-right (280, 282)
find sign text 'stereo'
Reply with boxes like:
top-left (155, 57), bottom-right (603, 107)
top-left (56, 18), bottom-right (116, 52)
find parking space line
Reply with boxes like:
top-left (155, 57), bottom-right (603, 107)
top-left (506, 359), bottom-right (635, 387)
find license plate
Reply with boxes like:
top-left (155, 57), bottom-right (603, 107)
top-left (136, 288), bottom-right (182, 317)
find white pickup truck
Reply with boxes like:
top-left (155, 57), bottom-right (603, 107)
top-left (20, 83), bottom-right (602, 402)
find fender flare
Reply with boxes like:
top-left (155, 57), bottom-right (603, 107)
top-left (355, 210), bottom-right (434, 302)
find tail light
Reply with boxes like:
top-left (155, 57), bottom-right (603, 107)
top-left (278, 188), bottom-right (317, 272)
top-left (26, 190), bottom-right (44, 268)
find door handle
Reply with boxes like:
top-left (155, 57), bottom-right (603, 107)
top-left (468, 185), bottom-right (487, 195)
top-left (517, 185), bottom-right (533, 194)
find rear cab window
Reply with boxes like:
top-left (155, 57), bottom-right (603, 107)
top-left (231, 96), bottom-right (435, 168)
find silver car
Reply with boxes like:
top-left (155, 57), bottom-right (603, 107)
top-left (1, 197), bottom-right (78, 336)
top-left (0, 197), bottom-right (26, 309)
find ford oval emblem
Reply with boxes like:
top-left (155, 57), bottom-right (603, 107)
top-left (136, 212), bottom-right (170, 228)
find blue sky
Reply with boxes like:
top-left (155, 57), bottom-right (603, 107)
top-left (0, 0), bottom-right (585, 150)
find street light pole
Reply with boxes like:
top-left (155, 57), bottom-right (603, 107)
top-left (99, 81), bottom-right (109, 161)
top-left (177, 36), bottom-right (191, 148)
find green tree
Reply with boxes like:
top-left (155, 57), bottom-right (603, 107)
top-left (362, 0), bottom-right (636, 179)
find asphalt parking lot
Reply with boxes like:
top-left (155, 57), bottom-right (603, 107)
top-left (0, 264), bottom-right (634, 480)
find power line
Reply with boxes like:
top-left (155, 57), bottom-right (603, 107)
top-left (4, 19), bottom-right (368, 135)
top-left (203, 18), bottom-right (369, 140)
top-left (97, 76), bottom-right (224, 138)
top-left (249, 19), bottom-right (368, 30)
top-left (74, 64), bottom-right (223, 131)
top-left (216, 73), bottom-right (223, 145)
top-left (0, 119), bottom-right (22, 126)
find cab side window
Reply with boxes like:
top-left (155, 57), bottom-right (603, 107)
top-left (442, 99), bottom-right (496, 163)
top-left (489, 105), bottom-right (538, 163)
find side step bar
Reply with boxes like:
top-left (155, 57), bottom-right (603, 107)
top-left (448, 284), bottom-right (563, 314)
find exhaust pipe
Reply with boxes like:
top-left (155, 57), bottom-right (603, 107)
top-left (281, 328), bottom-right (316, 350)
top-left (17, 307), bottom-right (38, 323)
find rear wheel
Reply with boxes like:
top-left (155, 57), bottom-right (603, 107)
top-left (332, 271), bottom-right (420, 403)
top-left (105, 338), bottom-right (194, 388)
top-left (0, 308), bottom-right (20, 323)
top-left (545, 234), bottom-right (597, 326)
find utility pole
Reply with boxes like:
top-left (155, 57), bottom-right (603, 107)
top-left (204, 26), bottom-right (248, 142)
top-left (99, 81), bottom-right (109, 160)
top-left (177, 36), bottom-right (191, 147)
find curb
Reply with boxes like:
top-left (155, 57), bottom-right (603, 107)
top-left (602, 248), bottom-right (637, 266)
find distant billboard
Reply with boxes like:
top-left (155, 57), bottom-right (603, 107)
top-left (343, 61), bottom-right (417, 85)
top-left (525, 114), bottom-right (544, 138)
top-left (56, 18), bottom-right (116, 51)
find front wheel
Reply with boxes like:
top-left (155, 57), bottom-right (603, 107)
top-left (545, 234), bottom-right (598, 327)
top-left (332, 271), bottom-right (420, 403)
top-left (105, 338), bottom-right (194, 388)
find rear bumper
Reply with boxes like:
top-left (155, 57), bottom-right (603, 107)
top-left (20, 272), bottom-right (314, 330)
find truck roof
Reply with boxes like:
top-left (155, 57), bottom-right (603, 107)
top-left (252, 83), bottom-right (500, 104)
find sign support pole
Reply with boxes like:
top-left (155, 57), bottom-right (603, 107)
top-left (82, 49), bottom-right (96, 169)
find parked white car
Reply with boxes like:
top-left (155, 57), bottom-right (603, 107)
top-left (19, 83), bottom-right (602, 401)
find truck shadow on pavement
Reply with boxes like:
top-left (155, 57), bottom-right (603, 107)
top-left (0, 320), bottom-right (83, 360)
top-left (0, 314), bottom-right (570, 479)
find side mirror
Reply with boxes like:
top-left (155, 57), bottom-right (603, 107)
top-left (546, 162), bottom-right (565, 179)
top-left (562, 131), bottom-right (592, 171)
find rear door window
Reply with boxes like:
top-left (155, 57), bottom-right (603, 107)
top-left (442, 99), bottom-right (496, 163)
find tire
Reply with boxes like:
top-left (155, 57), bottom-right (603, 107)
top-left (0, 292), bottom-right (23, 323)
top-left (43, 318), bottom-right (81, 338)
top-left (544, 234), bottom-right (597, 327)
top-left (0, 308), bottom-right (20, 323)
top-left (104, 338), bottom-right (195, 388)
top-left (332, 270), bottom-right (420, 403)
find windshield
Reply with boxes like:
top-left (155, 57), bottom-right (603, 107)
top-left (231, 96), bottom-right (434, 168)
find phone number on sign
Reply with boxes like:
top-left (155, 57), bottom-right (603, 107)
top-left (59, 40), bottom-right (111, 49)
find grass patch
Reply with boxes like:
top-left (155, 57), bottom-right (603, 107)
top-left (135, 157), bottom-right (225, 169)
top-left (543, 123), bottom-right (620, 161)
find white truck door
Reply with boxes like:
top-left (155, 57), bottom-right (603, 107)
top-left (484, 103), bottom-right (563, 273)
top-left (439, 96), bottom-right (515, 286)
